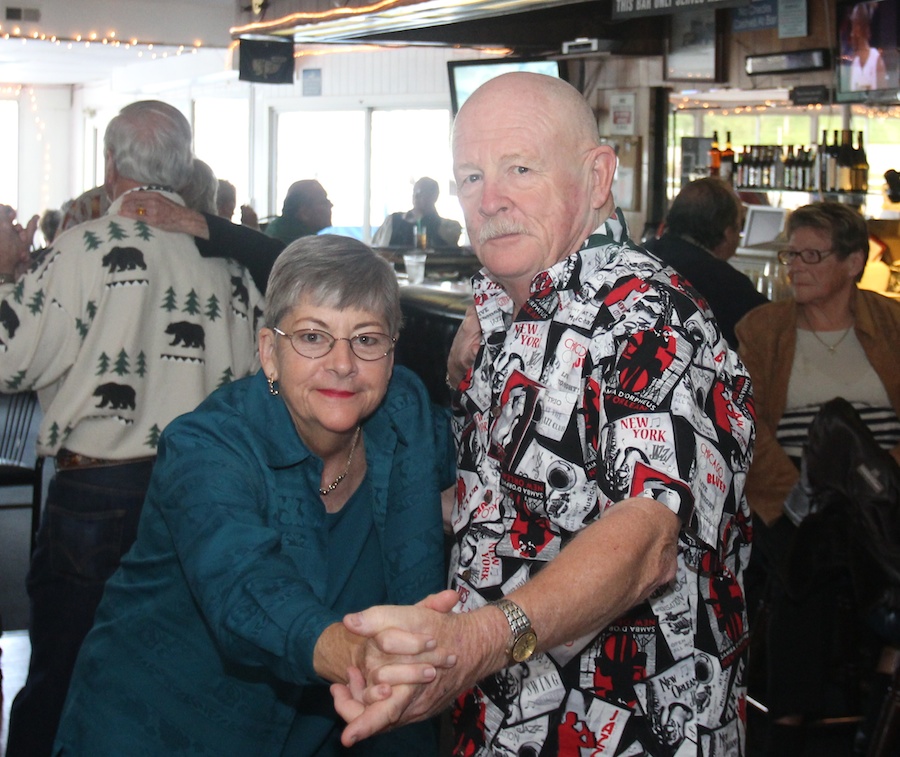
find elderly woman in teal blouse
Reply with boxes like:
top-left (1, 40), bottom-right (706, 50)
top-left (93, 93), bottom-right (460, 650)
top-left (53, 236), bottom-right (456, 756)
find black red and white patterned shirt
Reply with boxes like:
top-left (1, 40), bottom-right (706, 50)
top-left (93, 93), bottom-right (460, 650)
top-left (449, 210), bottom-right (755, 756)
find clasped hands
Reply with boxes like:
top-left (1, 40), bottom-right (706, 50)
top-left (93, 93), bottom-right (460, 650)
top-left (332, 589), bottom-right (490, 748)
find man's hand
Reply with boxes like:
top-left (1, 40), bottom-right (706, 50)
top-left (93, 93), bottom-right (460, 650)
top-left (332, 590), bottom-right (508, 746)
top-left (119, 191), bottom-right (210, 239)
top-left (447, 304), bottom-right (481, 389)
top-left (0, 204), bottom-right (38, 279)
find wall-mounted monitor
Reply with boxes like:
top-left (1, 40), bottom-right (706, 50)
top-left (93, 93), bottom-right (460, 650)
top-left (447, 57), bottom-right (563, 115)
top-left (836, 0), bottom-right (900, 102)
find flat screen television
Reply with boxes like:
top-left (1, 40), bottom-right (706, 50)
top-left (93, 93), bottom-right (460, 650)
top-left (836, 0), bottom-right (900, 102)
top-left (447, 57), bottom-right (563, 115)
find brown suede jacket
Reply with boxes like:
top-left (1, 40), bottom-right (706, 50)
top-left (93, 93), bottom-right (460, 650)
top-left (735, 288), bottom-right (900, 525)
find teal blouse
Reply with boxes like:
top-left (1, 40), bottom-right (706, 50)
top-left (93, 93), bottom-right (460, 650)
top-left (54, 367), bottom-right (454, 756)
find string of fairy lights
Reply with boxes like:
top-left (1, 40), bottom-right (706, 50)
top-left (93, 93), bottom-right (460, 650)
top-left (0, 24), bottom-right (207, 60)
top-left (673, 94), bottom-right (900, 120)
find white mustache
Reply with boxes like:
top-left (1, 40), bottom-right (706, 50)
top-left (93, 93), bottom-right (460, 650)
top-left (477, 218), bottom-right (529, 245)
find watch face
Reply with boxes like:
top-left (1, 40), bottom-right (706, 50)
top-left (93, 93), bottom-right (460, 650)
top-left (511, 630), bottom-right (538, 662)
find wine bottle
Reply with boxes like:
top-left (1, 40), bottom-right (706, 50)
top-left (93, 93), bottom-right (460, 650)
top-left (709, 131), bottom-right (721, 177)
top-left (816, 130), bottom-right (828, 193)
top-left (720, 131), bottom-right (735, 185)
top-left (853, 131), bottom-right (869, 192)
top-left (837, 129), bottom-right (854, 192)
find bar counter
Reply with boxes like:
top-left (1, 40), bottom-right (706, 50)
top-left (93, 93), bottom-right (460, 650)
top-left (378, 247), bottom-right (478, 406)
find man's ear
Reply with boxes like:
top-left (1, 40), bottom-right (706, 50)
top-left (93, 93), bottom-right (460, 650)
top-left (589, 144), bottom-right (618, 210)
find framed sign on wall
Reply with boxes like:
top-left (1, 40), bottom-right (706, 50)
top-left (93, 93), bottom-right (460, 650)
top-left (601, 135), bottom-right (642, 212)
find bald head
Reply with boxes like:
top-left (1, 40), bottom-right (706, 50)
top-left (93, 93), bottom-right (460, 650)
top-left (453, 72), bottom-right (601, 154)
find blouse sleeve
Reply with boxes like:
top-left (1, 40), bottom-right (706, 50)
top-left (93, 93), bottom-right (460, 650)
top-left (148, 408), bottom-right (341, 687)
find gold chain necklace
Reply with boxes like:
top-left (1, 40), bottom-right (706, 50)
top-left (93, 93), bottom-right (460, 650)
top-left (807, 325), bottom-right (852, 354)
top-left (800, 309), bottom-right (854, 355)
top-left (319, 427), bottom-right (361, 496)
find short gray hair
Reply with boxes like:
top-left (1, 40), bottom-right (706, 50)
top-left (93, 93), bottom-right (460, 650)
top-left (104, 100), bottom-right (193, 190)
top-left (180, 159), bottom-right (218, 215)
top-left (264, 235), bottom-right (402, 335)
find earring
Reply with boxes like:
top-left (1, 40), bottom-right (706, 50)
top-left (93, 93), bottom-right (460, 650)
top-left (267, 376), bottom-right (279, 396)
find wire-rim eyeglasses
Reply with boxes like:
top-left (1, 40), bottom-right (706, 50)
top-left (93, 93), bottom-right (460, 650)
top-left (273, 327), bottom-right (396, 361)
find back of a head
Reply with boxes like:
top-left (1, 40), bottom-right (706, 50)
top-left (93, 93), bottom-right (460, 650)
top-left (217, 180), bottom-right (237, 218)
top-left (180, 159), bottom-right (218, 215)
top-left (40, 209), bottom-right (62, 244)
top-left (665, 178), bottom-right (741, 251)
top-left (104, 100), bottom-right (193, 191)
top-left (265, 235), bottom-right (401, 335)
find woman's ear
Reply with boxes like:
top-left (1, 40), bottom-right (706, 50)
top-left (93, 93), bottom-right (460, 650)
top-left (258, 327), bottom-right (278, 379)
top-left (848, 249), bottom-right (868, 281)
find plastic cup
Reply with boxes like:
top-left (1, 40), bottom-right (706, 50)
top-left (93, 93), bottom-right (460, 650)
top-left (403, 253), bottom-right (427, 285)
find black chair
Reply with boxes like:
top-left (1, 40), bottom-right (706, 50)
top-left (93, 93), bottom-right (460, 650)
top-left (0, 391), bottom-right (44, 555)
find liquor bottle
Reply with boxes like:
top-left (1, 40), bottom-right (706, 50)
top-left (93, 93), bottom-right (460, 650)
top-left (853, 131), bottom-right (869, 192)
top-left (837, 129), bottom-right (854, 192)
top-left (708, 131), bottom-right (721, 177)
top-left (816, 130), bottom-right (829, 192)
top-left (720, 131), bottom-right (735, 185)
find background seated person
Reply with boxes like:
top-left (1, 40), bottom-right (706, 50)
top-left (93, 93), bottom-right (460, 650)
top-left (265, 179), bottom-right (333, 245)
top-left (735, 201), bottom-right (900, 754)
top-left (644, 177), bottom-right (769, 350)
top-left (372, 176), bottom-right (462, 249)
top-left (53, 236), bottom-right (457, 756)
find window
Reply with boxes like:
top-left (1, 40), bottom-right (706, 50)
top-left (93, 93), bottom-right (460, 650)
top-left (370, 109), bottom-right (461, 237)
top-left (275, 106), bottom-right (462, 242)
top-left (193, 99), bottom-right (250, 221)
top-left (0, 100), bottom-right (18, 210)
top-left (276, 110), bottom-right (366, 238)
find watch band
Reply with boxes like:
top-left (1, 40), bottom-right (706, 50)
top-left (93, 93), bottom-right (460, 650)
top-left (491, 598), bottom-right (537, 663)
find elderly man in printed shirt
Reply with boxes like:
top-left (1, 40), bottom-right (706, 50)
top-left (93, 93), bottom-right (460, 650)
top-left (329, 72), bottom-right (755, 757)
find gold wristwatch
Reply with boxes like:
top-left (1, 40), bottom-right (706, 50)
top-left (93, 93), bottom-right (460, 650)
top-left (491, 598), bottom-right (537, 663)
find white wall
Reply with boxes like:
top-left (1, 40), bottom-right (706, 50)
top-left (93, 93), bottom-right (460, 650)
top-left (10, 0), bottom-right (237, 47)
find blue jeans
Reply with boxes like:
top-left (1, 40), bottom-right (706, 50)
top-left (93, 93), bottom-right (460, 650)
top-left (6, 460), bottom-right (155, 757)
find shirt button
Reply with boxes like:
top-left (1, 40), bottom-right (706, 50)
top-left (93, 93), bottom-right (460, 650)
top-left (491, 406), bottom-right (501, 418)
top-left (461, 569), bottom-right (472, 581)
